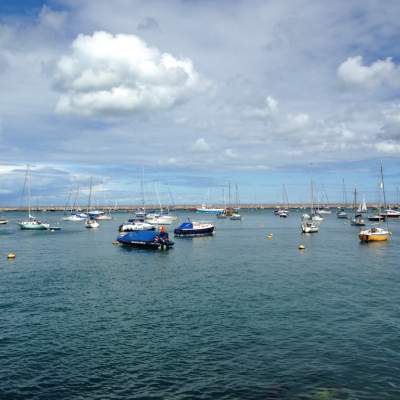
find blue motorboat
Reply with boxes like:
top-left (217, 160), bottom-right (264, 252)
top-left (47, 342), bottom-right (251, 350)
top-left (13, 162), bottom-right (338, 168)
top-left (117, 230), bottom-right (174, 250)
top-left (174, 220), bottom-right (214, 237)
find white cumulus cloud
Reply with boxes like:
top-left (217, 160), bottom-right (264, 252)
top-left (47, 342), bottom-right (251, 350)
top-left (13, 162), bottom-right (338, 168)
top-left (337, 56), bottom-right (400, 89)
top-left (54, 31), bottom-right (209, 116)
top-left (191, 137), bottom-right (210, 152)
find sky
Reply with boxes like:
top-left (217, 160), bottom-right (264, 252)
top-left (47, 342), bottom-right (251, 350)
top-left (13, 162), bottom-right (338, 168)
top-left (0, 0), bottom-right (400, 206)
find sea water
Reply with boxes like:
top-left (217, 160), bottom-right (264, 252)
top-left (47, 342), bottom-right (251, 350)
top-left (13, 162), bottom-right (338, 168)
top-left (0, 210), bottom-right (399, 399)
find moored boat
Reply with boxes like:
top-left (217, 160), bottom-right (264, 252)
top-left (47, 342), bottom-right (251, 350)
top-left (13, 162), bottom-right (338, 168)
top-left (18, 217), bottom-right (50, 230)
top-left (301, 218), bottom-right (319, 233)
top-left (336, 209), bottom-right (348, 219)
top-left (117, 229), bottom-right (174, 249)
top-left (18, 165), bottom-right (50, 230)
top-left (196, 204), bottom-right (224, 215)
top-left (119, 220), bottom-right (155, 233)
top-left (360, 162), bottom-right (391, 243)
top-left (63, 213), bottom-right (86, 221)
top-left (0, 218), bottom-right (8, 224)
top-left (380, 208), bottom-right (400, 218)
top-left (174, 220), bottom-right (214, 237)
top-left (351, 214), bottom-right (365, 226)
top-left (359, 227), bottom-right (390, 242)
top-left (85, 218), bottom-right (99, 229)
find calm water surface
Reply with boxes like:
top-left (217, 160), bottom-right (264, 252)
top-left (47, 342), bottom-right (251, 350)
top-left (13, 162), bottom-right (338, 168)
top-left (1, 210), bottom-right (400, 399)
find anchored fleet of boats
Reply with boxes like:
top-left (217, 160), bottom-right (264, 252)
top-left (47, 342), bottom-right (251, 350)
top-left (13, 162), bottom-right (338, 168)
top-left (2, 162), bottom-right (398, 249)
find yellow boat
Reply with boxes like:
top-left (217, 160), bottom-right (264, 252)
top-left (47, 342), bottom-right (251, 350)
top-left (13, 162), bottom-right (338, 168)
top-left (359, 227), bottom-right (390, 242)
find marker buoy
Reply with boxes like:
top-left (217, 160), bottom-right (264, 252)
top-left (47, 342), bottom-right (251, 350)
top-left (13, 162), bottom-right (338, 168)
top-left (7, 253), bottom-right (16, 259)
top-left (298, 244), bottom-right (305, 250)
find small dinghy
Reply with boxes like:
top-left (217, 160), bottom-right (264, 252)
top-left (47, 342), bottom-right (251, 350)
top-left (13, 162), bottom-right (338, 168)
top-left (117, 229), bottom-right (174, 250)
top-left (174, 220), bottom-right (214, 237)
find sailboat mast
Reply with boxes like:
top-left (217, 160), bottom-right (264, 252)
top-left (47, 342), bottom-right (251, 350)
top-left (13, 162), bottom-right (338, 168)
top-left (28, 165), bottom-right (31, 217)
top-left (155, 181), bottom-right (162, 213)
top-left (141, 167), bottom-right (145, 210)
top-left (87, 177), bottom-right (93, 212)
top-left (72, 184), bottom-right (80, 212)
top-left (380, 161), bottom-right (390, 231)
top-left (310, 179), bottom-right (314, 213)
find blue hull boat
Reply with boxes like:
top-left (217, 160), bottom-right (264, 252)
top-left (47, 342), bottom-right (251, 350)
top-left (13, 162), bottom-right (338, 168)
top-left (117, 230), bottom-right (174, 250)
top-left (174, 221), bottom-right (215, 237)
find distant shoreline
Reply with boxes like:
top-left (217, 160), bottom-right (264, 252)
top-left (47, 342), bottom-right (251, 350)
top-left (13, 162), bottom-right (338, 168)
top-left (0, 204), bottom-right (382, 212)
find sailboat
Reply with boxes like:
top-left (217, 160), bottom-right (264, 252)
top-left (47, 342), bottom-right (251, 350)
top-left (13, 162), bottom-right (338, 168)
top-left (301, 180), bottom-right (319, 233)
top-left (18, 165), bottom-right (50, 230)
top-left (277, 184), bottom-right (289, 218)
top-left (336, 178), bottom-right (348, 219)
top-left (217, 188), bottom-right (228, 219)
top-left (145, 182), bottom-right (177, 225)
top-left (63, 184), bottom-right (87, 221)
top-left (85, 177), bottom-right (99, 229)
top-left (230, 184), bottom-right (242, 220)
top-left (359, 162), bottom-right (390, 242)
top-left (350, 186), bottom-right (365, 226)
top-left (357, 197), bottom-right (368, 214)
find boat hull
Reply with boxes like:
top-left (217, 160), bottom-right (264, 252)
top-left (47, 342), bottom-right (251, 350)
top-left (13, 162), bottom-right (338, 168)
top-left (174, 226), bottom-right (214, 237)
top-left (18, 222), bottom-right (49, 230)
top-left (359, 233), bottom-right (390, 242)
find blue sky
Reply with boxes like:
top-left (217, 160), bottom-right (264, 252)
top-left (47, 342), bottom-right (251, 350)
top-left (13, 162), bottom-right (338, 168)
top-left (0, 0), bottom-right (400, 206)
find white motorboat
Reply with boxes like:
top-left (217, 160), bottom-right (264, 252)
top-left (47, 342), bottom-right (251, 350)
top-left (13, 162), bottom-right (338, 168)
top-left (277, 209), bottom-right (289, 218)
top-left (230, 213), bottom-right (242, 220)
top-left (381, 208), bottom-right (400, 218)
top-left (146, 215), bottom-right (175, 225)
top-left (85, 218), bottom-right (99, 229)
top-left (0, 218), bottom-right (8, 224)
top-left (119, 221), bottom-right (155, 232)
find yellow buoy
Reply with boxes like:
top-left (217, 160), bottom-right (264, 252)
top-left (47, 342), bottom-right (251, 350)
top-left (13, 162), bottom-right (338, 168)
top-left (7, 253), bottom-right (16, 259)
top-left (298, 244), bottom-right (305, 250)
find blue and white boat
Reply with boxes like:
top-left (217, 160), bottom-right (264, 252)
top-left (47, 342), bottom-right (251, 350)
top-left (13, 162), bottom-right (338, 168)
top-left (174, 220), bottom-right (215, 237)
top-left (117, 230), bottom-right (174, 250)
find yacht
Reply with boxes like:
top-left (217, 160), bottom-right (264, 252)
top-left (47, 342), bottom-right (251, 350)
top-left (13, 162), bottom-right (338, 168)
top-left (18, 165), bottom-right (50, 230)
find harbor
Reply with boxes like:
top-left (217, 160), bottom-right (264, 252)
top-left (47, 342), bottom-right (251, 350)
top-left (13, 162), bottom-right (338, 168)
top-left (1, 208), bottom-right (400, 399)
